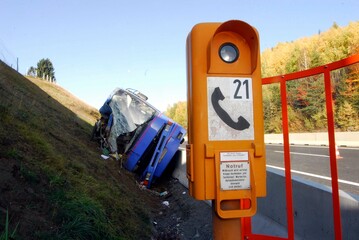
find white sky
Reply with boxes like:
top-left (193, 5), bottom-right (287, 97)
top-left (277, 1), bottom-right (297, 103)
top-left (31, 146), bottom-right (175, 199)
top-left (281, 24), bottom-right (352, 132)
top-left (1, 0), bottom-right (358, 111)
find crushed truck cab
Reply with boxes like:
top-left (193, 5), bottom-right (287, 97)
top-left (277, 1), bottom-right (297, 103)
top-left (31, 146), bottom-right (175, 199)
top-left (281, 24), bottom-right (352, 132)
top-left (101, 88), bottom-right (186, 188)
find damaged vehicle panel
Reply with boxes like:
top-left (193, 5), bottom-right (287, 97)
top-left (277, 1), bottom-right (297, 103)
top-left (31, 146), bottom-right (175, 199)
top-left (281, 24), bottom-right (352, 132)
top-left (92, 88), bottom-right (186, 188)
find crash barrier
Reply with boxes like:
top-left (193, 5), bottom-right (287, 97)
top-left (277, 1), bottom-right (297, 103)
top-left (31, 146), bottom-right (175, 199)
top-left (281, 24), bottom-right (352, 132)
top-left (174, 54), bottom-right (359, 239)
top-left (265, 132), bottom-right (359, 147)
top-left (171, 148), bottom-right (359, 240)
top-left (252, 53), bottom-right (359, 240)
top-left (258, 168), bottom-right (359, 240)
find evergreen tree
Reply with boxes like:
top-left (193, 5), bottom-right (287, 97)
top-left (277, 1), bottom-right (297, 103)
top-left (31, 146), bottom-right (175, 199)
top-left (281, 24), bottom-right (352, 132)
top-left (37, 58), bottom-right (56, 82)
top-left (27, 66), bottom-right (37, 77)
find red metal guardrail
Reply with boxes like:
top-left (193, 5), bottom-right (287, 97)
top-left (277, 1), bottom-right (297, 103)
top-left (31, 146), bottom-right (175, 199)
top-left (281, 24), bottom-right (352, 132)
top-left (242, 53), bottom-right (359, 240)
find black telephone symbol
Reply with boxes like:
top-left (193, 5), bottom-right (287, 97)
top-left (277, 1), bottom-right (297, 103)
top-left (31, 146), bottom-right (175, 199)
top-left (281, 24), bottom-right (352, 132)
top-left (211, 87), bottom-right (250, 131)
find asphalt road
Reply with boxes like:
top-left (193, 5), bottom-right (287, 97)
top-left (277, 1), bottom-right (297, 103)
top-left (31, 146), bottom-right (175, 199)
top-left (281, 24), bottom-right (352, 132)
top-left (266, 144), bottom-right (359, 196)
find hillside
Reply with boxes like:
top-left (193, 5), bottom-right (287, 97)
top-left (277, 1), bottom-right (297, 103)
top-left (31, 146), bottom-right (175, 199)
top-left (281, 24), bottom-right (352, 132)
top-left (0, 60), bottom-right (214, 240)
top-left (261, 21), bottom-right (359, 133)
top-left (0, 60), bottom-right (174, 239)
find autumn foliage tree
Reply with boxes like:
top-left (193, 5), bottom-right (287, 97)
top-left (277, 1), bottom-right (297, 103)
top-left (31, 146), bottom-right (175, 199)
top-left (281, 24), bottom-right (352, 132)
top-left (261, 21), bottom-right (359, 132)
top-left (168, 21), bottom-right (359, 133)
top-left (165, 101), bottom-right (187, 130)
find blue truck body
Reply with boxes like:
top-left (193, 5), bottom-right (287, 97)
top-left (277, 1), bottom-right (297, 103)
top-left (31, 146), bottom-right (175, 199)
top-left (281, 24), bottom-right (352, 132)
top-left (103, 88), bottom-right (186, 188)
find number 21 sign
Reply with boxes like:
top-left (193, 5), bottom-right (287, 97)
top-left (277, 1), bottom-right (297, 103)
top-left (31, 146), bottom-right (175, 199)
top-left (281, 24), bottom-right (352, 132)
top-left (207, 77), bottom-right (254, 141)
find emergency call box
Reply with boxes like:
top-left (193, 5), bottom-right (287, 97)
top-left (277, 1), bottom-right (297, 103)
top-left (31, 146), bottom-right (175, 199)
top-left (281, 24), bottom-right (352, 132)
top-left (186, 20), bottom-right (266, 218)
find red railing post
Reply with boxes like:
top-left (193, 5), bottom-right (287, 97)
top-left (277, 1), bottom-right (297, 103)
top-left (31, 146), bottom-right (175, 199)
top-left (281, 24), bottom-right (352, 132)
top-left (280, 76), bottom-right (295, 240)
top-left (323, 67), bottom-right (343, 240)
top-left (245, 54), bottom-right (359, 240)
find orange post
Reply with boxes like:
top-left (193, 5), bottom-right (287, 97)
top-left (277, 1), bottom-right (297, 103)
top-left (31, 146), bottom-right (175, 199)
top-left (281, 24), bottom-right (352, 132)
top-left (213, 200), bottom-right (242, 239)
top-left (186, 20), bottom-right (266, 239)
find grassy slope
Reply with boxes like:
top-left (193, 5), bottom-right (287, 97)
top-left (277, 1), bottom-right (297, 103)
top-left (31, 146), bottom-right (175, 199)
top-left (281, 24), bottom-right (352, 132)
top-left (0, 61), bottom-right (157, 239)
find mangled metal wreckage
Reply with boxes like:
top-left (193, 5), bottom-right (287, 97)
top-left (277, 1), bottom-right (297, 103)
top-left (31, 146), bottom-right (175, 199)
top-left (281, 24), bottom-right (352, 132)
top-left (92, 88), bottom-right (186, 188)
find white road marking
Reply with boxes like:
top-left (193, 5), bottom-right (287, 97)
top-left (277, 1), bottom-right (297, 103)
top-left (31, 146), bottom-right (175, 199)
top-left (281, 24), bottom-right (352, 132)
top-left (274, 151), bottom-right (329, 158)
top-left (267, 165), bottom-right (359, 187)
top-left (268, 143), bottom-right (359, 150)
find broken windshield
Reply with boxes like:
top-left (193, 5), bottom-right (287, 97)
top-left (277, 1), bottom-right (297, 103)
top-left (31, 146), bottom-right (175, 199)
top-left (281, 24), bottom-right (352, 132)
top-left (107, 88), bottom-right (157, 152)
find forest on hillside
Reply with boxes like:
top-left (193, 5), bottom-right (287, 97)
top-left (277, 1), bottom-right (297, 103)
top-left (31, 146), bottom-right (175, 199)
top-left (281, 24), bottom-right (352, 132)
top-left (261, 21), bottom-right (359, 133)
top-left (166, 21), bottom-right (359, 133)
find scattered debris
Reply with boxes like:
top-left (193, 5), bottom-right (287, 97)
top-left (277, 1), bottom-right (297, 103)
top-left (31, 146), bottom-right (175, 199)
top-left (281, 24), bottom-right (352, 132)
top-left (159, 191), bottom-right (168, 197)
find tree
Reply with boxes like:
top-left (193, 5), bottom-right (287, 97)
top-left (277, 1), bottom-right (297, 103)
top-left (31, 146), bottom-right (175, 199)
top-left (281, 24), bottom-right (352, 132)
top-left (165, 101), bottom-right (187, 129)
top-left (340, 64), bottom-right (359, 113)
top-left (335, 101), bottom-right (359, 131)
top-left (263, 84), bottom-right (282, 133)
top-left (27, 66), bottom-right (37, 77)
top-left (37, 58), bottom-right (56, 82)
top-left (261, 21), bottom-right (359, 133)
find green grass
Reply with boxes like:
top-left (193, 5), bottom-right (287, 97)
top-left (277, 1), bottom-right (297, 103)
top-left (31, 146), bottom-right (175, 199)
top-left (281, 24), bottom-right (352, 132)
top-left (47, 189), bottom-right (116, 240)
top-left (0, 211), bottom-right (19, 240)
top-left (0, 60), bottom-right (154, 239)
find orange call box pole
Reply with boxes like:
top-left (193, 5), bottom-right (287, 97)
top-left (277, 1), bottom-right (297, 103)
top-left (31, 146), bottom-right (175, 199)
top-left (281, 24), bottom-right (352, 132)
top-left (186, 20), bottom-right (266, 239)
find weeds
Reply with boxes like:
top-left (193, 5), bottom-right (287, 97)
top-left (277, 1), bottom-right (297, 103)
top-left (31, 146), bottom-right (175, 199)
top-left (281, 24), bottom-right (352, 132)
top-left (20, 163), bottom-right (40, 184)
top-left (48, 189), bottom-right (117, 240)
top-left (0, 105), bottom-right (10, 124)
top-left (0, 210), bottom-right (19, 240)
top-left (4, 148), bottom-right (20, 160)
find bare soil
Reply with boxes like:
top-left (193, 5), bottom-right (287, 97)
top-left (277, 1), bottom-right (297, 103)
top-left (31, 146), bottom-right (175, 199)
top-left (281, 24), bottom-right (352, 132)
top-left (148, 177), bottom-right (213, 240)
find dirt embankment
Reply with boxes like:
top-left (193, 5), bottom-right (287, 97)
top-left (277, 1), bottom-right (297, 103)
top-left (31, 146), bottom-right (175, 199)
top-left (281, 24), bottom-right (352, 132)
top-left (0, 60), bottom-right (213, 239)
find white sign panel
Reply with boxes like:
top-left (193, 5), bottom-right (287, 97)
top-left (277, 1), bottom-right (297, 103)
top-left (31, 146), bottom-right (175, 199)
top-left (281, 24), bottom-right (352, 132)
top-left (207, 77), bottom-right (254, 141)
top-left (220, 152), bottom-right (250, 190)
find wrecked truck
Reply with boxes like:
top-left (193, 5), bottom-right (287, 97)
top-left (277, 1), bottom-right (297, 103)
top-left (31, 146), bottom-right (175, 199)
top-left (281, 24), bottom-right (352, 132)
top-left (91, 88), bottom-right (186, 188)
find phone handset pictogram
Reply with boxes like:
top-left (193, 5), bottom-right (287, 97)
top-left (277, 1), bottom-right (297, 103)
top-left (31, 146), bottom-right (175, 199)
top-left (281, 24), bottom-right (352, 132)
top-left (211, 87), bottom-right (250, 131)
